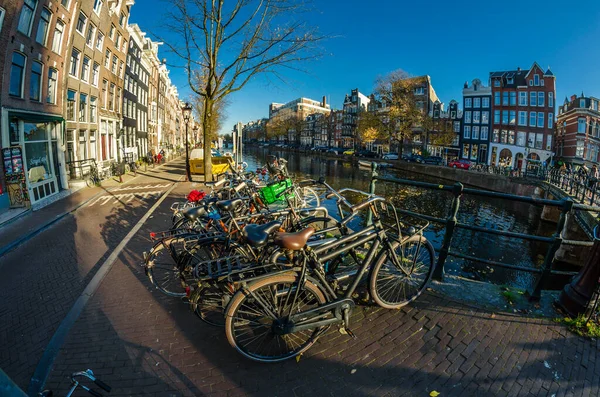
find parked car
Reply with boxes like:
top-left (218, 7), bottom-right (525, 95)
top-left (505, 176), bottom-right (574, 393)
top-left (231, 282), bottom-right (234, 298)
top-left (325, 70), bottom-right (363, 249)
top-left (404, 154), bottom-right (424, 163)
top-left (327, 148), bottom-right (345, 154)
top-left (356, 150), bottom-right (379, 158)
top-left (382, 153), bottom-right (399, 160)
top-left (343, 149), bottom-right (355, 155)
top-left (423, 156), bottom-right (443, 165)
top-left (448, 159), bottom-right (471, 169)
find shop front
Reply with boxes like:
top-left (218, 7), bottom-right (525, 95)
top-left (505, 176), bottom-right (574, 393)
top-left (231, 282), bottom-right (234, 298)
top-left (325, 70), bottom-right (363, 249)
top-left (2, 111), bottom-right (67, 207)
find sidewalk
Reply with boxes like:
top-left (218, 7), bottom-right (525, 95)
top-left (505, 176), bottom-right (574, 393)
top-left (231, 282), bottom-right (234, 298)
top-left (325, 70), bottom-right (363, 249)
top-left (0, 157), bottom-right (182, 258)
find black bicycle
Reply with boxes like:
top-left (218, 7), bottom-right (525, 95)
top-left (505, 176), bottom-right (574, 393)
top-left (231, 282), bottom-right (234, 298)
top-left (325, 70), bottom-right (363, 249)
top-left (223, 188), bottom-right (435, 362)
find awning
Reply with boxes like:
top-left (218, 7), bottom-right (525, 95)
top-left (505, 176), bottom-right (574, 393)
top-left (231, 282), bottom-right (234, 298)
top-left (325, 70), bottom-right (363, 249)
top-left (7, 110), bottom-right (64, 123)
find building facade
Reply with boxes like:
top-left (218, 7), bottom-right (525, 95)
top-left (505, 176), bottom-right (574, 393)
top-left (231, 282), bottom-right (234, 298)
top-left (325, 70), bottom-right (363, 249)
top-left (267, 97), bottom-right (330, 145)
top-left (489, 63), bottom-right (556, 169)
top-left (460, 79), bottom-right (491, 164)
top-left (556, 94), bottom-right (600, 166)
top-left (428, 99), bottom-right (462, 161)
top-left (341, 88), bottom-right (369, 149)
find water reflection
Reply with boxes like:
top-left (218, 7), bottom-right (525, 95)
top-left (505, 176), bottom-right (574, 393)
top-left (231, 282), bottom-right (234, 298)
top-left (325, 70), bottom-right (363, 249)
top-left (243, 146), bottom-right (564, 290)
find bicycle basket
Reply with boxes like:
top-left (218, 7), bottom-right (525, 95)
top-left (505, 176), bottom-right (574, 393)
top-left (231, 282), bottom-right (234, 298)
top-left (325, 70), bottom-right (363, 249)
top-left (192, 255), bottom-right (248, 280)
top-left (259, 178), bottom-right (294, 204)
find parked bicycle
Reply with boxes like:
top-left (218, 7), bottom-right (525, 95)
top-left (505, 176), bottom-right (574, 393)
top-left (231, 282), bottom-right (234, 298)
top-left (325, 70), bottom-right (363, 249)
top-left (85, 160), bottom-right (103, 187)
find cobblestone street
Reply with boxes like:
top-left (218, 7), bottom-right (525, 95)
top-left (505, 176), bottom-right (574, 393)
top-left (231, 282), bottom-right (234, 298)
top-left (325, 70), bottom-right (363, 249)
top-left (0, 159), bottom-right (598, 396)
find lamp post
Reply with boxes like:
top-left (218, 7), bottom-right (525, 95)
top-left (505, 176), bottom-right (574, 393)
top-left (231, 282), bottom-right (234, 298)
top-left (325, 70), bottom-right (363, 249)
top-left (182, 102), bottom-right (192, 182)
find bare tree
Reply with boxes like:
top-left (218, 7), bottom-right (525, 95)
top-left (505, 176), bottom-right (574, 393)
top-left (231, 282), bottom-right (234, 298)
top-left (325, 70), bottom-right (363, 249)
top-left (161, 0), bottom-right (326, 180)
top-left (190, 92), bottom-right (229, 146)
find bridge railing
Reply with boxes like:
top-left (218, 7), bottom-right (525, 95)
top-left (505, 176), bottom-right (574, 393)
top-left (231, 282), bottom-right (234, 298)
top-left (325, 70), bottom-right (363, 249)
top-left (368, 163), bottom-right (599, 301)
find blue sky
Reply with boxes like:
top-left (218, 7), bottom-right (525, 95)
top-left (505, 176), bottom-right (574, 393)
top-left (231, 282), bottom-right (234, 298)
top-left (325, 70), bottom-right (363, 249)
top-left (131, 0), bottom-right (600, 134)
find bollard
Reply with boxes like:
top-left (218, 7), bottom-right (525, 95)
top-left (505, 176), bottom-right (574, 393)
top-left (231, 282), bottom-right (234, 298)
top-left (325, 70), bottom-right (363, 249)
top-left (433, 182), bottom-right (463, 281)
top-left (557, 223), bottom-right (600, 317)
top-left (366, 161), bottom-right (378, 226)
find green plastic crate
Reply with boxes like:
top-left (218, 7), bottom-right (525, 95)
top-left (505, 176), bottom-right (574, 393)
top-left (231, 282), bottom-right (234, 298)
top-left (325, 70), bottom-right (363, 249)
top-left (259, 178), bottom-right (294, 204)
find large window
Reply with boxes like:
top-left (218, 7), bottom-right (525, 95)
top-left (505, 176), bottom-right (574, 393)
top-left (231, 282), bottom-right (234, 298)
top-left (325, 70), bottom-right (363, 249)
top-left (502, 110), bottom-right (508, 124)
top-left (494, 110), bottom-right (500, 124)
top-left (464, 111), bottom-right (471, 123)
top-left (538, 92), bottom-right (545, 107)
top-left (30, 61), bottom-right (42, 101)
top-left (472, 126), bottom-right (480, 140)
top-left (76, 12), bottom-right (87, 35)
top-left (482, 97), bottom-right (490, 108)
top-left (473, 111), bottom-right (480, 124)
top-left (105, 50), bottom-right (111, 68)
top-left (482, 111), bottom-right (489, 124)
top-left (36, 8), bottom-right (51, 45)
top-left (47, 68), bottom-right (57, 104)
top-left (79, 94), bottom-right (87, 122)
top-left (0, 7), bottom-right (5, 33)
top-left (474, 98), bottom-right (480, 108)
top-left (518, 111), bottom-right (527, 126)
top-left (81, 56), bottom-right (90, 82)
top-left (109, 83), bottom-right (115, 110)
top-left (517, 131), bottom-right (526, 146)
top-left (52, 20), bottom-right (64, 53)
top-left (9, 52), bottom-right (26, 97)
top-left (535, 133), bottom-right (543, 149)
top-left (548, 113), bottom-right (554, 129)
top-left (465, 98), bottom-right (472, 108)
top-left (69, 48), bottom-right (80, 76)
top-left (453, 121), bottom-right (460, 132)
top-left (481, 127), bottom-right (489, 140)
top-left (96, 31), bottom-right (104, 50)
top-left (93, 0), bottom-right (103, 14)
top-left (90, 97), bottom-right (97, 123)
top-left (494, 92), bottom-right (500, 106)
top-left (534, 74), bottom-right (540, 86)
top-left (530, 92), bottom-right (536, 106)
top-left (67, 90), bottom-right (76, 120)
top-left (509, 111), bottom-right (515, 125)
top-left (102, 80), bottom-right (108, 108)
top-left (519, 92), bottom-right (527, 106)
top-left (546, 135), bottom-right (552, 151)
top-left (61, 0), bottom-right (70, 8)
top-left (530, 112), bottom-right (536, 127)
top-left (92, 63), bottom-right (99, 86)
top-left (86, 24), bottom-right (95, 47)
top-left (18, 0), bottom-right (37, 35)
top-left (502, 92), bottom-right (508, 106)
top-left (578, 118), bottom-right (586, 133)
top-left (576, 140), bottom-right (584, 157)
top-left (462, 144), bottom-right (470, 158)
top-left (111, 55), bottom-right (118, 74)
top-left (464, 126), bottom-right (471, 139)
top-left (119, 12), bottom-right (126, 27)
top-left (537, 112), bottom-right (544, 128)
top-left (549, 92), bottom-right (554, 108)
top-left (510, 92), bottom-right (516, 106)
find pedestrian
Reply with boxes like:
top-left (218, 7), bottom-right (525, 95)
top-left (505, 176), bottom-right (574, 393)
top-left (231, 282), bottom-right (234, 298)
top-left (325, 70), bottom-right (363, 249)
top-left (157, 152), bottom-right (162, 164)
top-left (589, 165), bottom-right (599, 193)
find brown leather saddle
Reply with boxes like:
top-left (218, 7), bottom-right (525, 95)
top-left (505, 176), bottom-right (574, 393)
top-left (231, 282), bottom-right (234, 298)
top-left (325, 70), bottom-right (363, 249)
top-left (274, 227), bottom-right (315, 251)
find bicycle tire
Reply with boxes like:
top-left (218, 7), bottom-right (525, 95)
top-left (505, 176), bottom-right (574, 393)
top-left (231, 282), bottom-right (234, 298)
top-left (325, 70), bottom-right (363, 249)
top-left (224, 273), bottom-right (327, 362)
top-left (369, 235), bottom-right (435, 309)
top-left (145, 237), bottom-right (198, 298)
top-left (296, 186), bottom-right (320, 209)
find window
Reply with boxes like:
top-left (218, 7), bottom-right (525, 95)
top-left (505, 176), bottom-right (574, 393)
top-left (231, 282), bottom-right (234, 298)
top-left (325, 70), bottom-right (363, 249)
top-left (109, 24), bottom-right (115, 40)
top-left (492, 129), bottom-right (499, 143)
top-left (9, 52), bottom-right (26, 97)
top-left (119, 61), bottom-right (124, 78)
top-left (96, 31), bottom-right (104, 50)
top-left (518, 111), bottom-right (527, 126)
top-left (481, 127), bottom-right (489, 140)
top-left (67, 90), bottom-right (76, 120)
top-left (119, 12), bottom-right (126, 27)
top-left (0, 7), bottom-right (5, 33)
top-left (546, 135), bottom-right (552, 151)
top-left (36, 8), bottom-right (51, 45)
top-left (519, 92), bottom-right (527, 106)
top-left (453, 121), bottom-right (460, 132)
top-left (549, 92), bottom-right (554, 108)
top-left (530, 92), bottom-right (536, 106)
top-left (507, 77), bottom-right (514, 84)
top-left (109, 83), bottom-right (115, 110)
top-left (537, 112), bottom-right (544, 128)
top-left (530, 112), bottom-right (536, 127)
top-left (548, 113), bottom-right (554, 129)
top-left (111, 55), bottom-right (117, 74)
top-left (80, 56), bottom-right (90, 82)
top-left (47, 68), bottom-right (57, 104)
top-left (535, 133), bottom-right (543, 149)
top-left (474, 98), bottom-right (481, 108)
top-left (500, 130), bottom-right (507, 144)
top-left (494, 110), bottom-right (500, 124)
top-left (30, 61), bottom-right (42, 101)
top-left (472, 126), bottom-right (480, 140)
top-left (69, 48), bottom-right (80, 76)
top-left (463, 144), bottom-right (470, 158)
top-left (91, 62), bottom-right (99, 87)
top-left (482, 97), bottom-right (490, 108)
top-left (482, 111), bottom-right (489, 124)
top-left (576, 140), bottom-right (584, 157)
top-left (473, 111), bottom-right (480, 124)
top-left (61, 0), bottom-right (70, 8)
top-left (79, 94), bottom-right (87, 122)
top-left (414, 87), bottom-right (425, 95)
top-left (76, 12), bottom-right (87, 34)
top-left (538, 92), bottom-right (545, 107)
top-left (465, 98), bottom-right (472, 108)
top-left (529, 79), bottom-right (533, 86)
top-left (464, 111), bottom-right (471, 123)
top-left (86, 24), bottom-right (95, 47)
top-left (52, 20), bottom-right (65, 53)
top-left (502, 111), bottom-right (508, 124)
top-left (578, 118), bottom-right (586, 133)
top-left (534, 74), bottom-right (540, 86)
top-left (115, 33), bottom-right (121, 49)
top-left (18, 0), bottom-right (37, 35)
top-left (471, 144), bottom-right (478, 160)
top-left (580, 98), bottom-right (586, 108)
top-left (464, 126), bottom-right (471, 139)
top-left (494, 92), bottom-right (500, 105)
top-left (93, 0), bottom-right (103, 14)
top-left (494, 80), bottom-right (500, 87)
top-left (451, 111), bottom-right (456, 119)
top-left (517, 131), bottom-right (526, 146)
top-left (510, 92), bottom-right (516, 106)
top-left (105, 50), bottom-right (111, 68)
top-left (509, 111), bottom-right (516, 125)
top-left (541, 79), bottom-right (545, 86)
top-left (102, 80), bottom-right (108, 108)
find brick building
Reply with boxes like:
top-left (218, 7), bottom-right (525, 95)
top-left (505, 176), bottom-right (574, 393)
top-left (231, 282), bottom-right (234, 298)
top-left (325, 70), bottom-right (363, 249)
top-left (428, 99), bottom-right (462, 161)
top-left (124, 23), bottom-right (148, 160)
top-left (341, 88), bottom-right (369, 149)
top-left (1, 0), bottom-right (76, 208)
top-left (555, 93), bottom-right (600, 166)
top-left (489, 63), bottom-right (556, 169)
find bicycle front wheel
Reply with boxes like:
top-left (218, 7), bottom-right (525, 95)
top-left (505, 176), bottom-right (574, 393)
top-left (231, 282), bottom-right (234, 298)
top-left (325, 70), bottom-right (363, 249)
top-left (369, 235), bottom-right (435, 309)
top-left (145, 238), bottom-right (192, 298)
top-left (224, 273), bottom-right (327, 362)
top-left (294, 186), bottom-right (320, 209)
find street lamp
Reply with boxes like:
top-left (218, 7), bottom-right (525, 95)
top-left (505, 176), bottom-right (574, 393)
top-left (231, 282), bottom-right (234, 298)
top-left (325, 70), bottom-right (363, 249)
top-left (182, 102), bottom-right (193, 181)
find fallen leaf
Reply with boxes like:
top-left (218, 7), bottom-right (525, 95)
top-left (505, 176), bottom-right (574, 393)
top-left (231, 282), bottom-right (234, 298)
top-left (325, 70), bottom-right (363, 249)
top-left (296, 354), bottom-right (302, 363)
top-left (430, 391), bottom-right (440, 397)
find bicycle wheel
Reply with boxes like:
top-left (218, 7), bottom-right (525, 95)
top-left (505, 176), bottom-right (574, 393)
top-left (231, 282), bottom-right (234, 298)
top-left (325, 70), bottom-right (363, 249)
top-left (225, 273), bottom-right (327, 362)
top-left (369, 235), bottom-right (435, 309)
top-left (191, 282), bottom-right (233, 327)
top-left (294, 186), bottom-right (320, 209)
top-left (145, 238), bottom-right (193, 298)
top-left (85, 175), bottom-right (93, 188)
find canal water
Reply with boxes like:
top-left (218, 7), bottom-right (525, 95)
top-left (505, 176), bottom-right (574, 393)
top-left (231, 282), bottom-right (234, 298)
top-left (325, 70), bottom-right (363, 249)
top-left (240, 145), bottom-right (570, 291)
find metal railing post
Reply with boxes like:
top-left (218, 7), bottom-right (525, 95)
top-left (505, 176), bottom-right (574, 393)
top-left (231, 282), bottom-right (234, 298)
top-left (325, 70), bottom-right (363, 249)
top-left (366, 161), bottom-right (378, 226)
top-left (433, 182), bottom-right (464, 281)
top-left (530, 198), bottom-right (574, 301)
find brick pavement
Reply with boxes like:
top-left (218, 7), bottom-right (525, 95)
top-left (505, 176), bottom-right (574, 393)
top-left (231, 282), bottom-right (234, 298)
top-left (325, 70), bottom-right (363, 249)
top-left (36, 184), bottom-right (600, 397)
top-left (0, 159), bottom-right (186, 390)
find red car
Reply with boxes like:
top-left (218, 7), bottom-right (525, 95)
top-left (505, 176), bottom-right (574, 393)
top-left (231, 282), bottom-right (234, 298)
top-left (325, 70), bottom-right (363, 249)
top-left (448, 159), bottom-right (471, 169)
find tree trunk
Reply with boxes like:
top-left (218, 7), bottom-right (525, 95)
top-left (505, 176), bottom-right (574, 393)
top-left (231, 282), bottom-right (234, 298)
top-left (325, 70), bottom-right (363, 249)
top-left (203, 98), bottom-right (214, 181)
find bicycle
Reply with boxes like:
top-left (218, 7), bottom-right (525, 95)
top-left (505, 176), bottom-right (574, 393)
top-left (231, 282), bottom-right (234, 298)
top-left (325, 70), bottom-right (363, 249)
top-left (85, 160), bottom-right (102, 187)
top-left (39, 369), bottom-right (111, 396)
top-left (223, 188), bottom-right (435, 362)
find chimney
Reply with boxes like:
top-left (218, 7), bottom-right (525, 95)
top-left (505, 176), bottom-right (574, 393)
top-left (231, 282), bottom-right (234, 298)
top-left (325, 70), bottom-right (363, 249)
top-left (322, 96), bottom-right (327, 108)
top-left (571, 94), bottom-right (577, 102)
